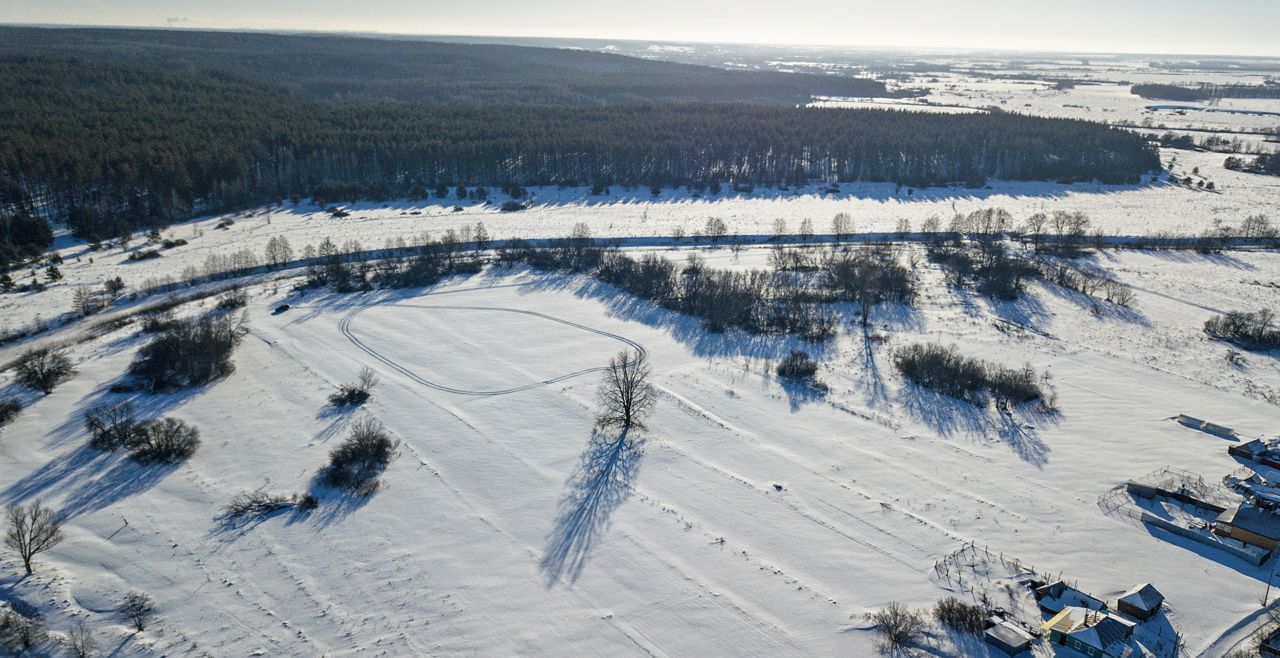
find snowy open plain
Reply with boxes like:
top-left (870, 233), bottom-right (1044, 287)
top-left (2, 239), bottom-right (1279, 655)
top-left (2, 52), bottom-right (1280, 656)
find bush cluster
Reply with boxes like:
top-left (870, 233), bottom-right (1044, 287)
top-left (129, 313), bottom-right (242, 390)
top-left (934, 596), bottom-right (987, 634)
top-left (84, 402), bottom-right (200, 462)
top-left (776, 351), bottom-right (819, 381)
top-left (0, 398), bottom-right (21, 427)
top-left (215, 286), bottom-right (248, 310)
top-left (328, 367), bottom-right (378, 406)
top-left (323, 417), bottom-right (398, 494)
top-left (894, 343), bottom-right (1045, 406)
top-left (1205, 308), bottom-right (1280, 351)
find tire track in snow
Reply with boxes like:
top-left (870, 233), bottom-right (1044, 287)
top-left (340, 303), bottom-right (645, 396)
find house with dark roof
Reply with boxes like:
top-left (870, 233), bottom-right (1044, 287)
top-left (1115, 583), bottom-right (1164, 621)
top-left (1215, 504), bottom-right (1280, 551)
top-left (1042, 606), bottom-right (1136, 658)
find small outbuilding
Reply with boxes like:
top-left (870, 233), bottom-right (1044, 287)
top-left (984, 621), bottom-right (1033, 655)
top-left (1116, 583), bottom-right (1164, 621)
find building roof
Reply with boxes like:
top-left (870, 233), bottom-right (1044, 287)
top-left (1117, 583), bottom-right (1164, 613)
top-left (985, 621), bottom-right (1032, 649)
top-left (1042, 606), bottom-right (1135, 654)
top-left (1217, 504), bottom-right (1280, 541)
top-left (1035, 580), bottom-right (1105, 613)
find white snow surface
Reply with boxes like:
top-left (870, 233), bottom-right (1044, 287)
top-left (2, 243), bottom-right (1279, 655)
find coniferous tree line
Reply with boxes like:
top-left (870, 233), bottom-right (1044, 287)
top-left (0, 26), bottom-right (891, 107)
top-left (1131, 83), bottom-right (1280, 101)
top-left (0, 53), bottom-right (1158, 254)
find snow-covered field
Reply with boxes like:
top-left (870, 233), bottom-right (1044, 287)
top-left (4, 144), bottom-right (1277, 335)
top-left (3, 54), bottom-right (1280, 656)
top-left (2, 240), bottom-right (1279, 655)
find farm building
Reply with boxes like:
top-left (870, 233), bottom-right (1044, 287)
top-left (1041, 606), bottom-right (1136, 658)
top-left (1214, 504), bottom-right (1280, 551)
top-left (1176, 414), bottom-right (1235, 438)
top-left (1115, 583), bottom-right (1164, 621)
top-left (1230, 439), bottom-right (1280, 469)
top-left (1034, 580), bottom-right (1106, 614)
top-left (984, 620), bottom-right (1034, 655)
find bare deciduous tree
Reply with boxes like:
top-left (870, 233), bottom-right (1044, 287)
top-left (15, 347), bottom-right (74, 395)
top-left (5, 500), bottom-right (65, 574)
top-left (596, 350), bottom-right (656, 429)
top-left (119, 592), bottom-right (154, 632)
top-left (67, 621), bottom-right (98, 658)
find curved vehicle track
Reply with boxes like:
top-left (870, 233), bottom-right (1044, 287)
top-left (339, 300), bottom-right (646, 396)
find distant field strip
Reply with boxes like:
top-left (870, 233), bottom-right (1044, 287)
top-left (340, 301), bottom-right (645, 396)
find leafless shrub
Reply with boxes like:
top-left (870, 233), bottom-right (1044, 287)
top-left (329, 367), bottom-right (379, 406)
top-left (867, 601), bottom-right (926, 653)
top-left (323, 417), bottom-right (399, 494)
top-left (777, 351), bottom-right (819, 381)
top-left (934, 596), bottom-right (986, 634)
top-left (0, 398), bottom-right (21, 427)
top-left (15, 347), bottom-right (74, 394)
top-left (84, 401), bottom-right (142, 451)
top-left (0, 607), bottom-right (47, 651)
top-left (129, 418), bottom-right (200, 463)
top-left (119, 592), bottom-right (154, 632)
top-left (5, 499), bottom-right (65, 574)
top-left (218, 491), bottom-right (308, 522)
top-left (66, 621), bottom-right (98, 658)
top-left (215, 286), bottom-right (247, 310)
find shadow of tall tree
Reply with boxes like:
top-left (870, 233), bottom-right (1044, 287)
top-left (541, 428), bottom-right (645, 586)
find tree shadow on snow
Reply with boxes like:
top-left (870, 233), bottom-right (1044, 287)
top-left (899, 386), bottom-right (1052, 468)
top-left (1, 443), bottom-right (177, 518)
top-left (522, 274), bottom-right (835, 362)
top-left (541, 428), bottom-right (645, 586)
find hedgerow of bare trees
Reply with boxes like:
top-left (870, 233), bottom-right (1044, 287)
top-left (15, 347), bottom-right (75, 394)
top-left (894, 343), bottom-right (1048, 409)
top-left (329, 367), bottom-right (379, 406)
top-left (1205, 309), bottom-right (1280, 350)
top-left (596, 349), bottom-right (656, 430)
top-left (5, 499), bottom-right (65, 574)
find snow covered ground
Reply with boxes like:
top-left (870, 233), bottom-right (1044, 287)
top-left (2, 240), bottom-right (1279, 655)
top-left (4, 143), bottom-right (1277, 335)
top-left (2, 54), bottom-right (1280, 656)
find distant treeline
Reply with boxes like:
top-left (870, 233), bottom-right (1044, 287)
top-left (1131, 82), bottom-right (1280, 101)
top-left (0, 27), bottom-right (890, 106)
top-left (1225, 152), bottom-right (1280, 176)
top-left (0, 56), bottom-right (1159, 246)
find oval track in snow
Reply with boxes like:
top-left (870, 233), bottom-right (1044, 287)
top-left (340, 301), bottom-right (645, 396)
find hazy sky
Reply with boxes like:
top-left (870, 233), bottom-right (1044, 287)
top-left (8, 0), bottom-right (1280, 56)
